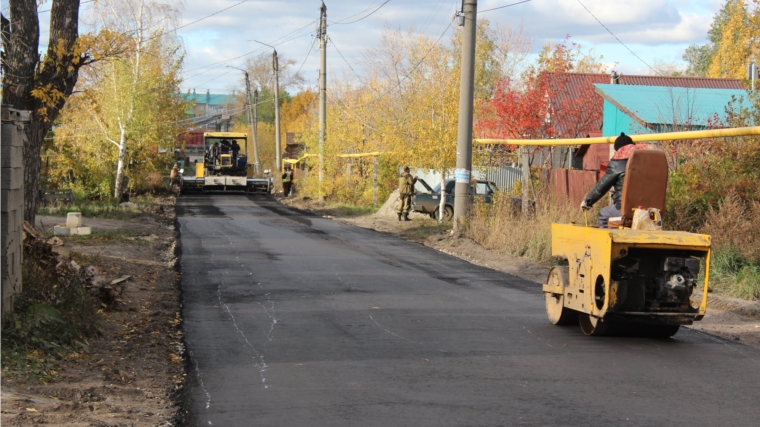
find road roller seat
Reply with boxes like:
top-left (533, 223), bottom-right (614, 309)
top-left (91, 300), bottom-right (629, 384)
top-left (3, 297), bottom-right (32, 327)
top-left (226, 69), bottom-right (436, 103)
top-left (620, 149), bottom-right (669, 222)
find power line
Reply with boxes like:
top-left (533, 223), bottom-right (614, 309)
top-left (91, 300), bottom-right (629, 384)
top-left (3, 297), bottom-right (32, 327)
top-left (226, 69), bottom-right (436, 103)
top-left (574, 0), bottom-right (659, 75)
top-left (182, 20), bottom-right (316, 75)
top-left (330, 37), bottom-right (362, 81)
top-left (478, 0), bottom-right (531, 13)
top-left (328, 0), bottom-right (391, 25)
top-left (294, 35), bottom-right (318, 77)
top-left (38, 0), bottom-right (96, 14)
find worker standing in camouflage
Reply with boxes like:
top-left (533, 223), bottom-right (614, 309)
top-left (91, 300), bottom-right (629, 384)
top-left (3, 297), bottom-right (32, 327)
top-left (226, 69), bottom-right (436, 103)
top-left (397, 166), bottom-right (417, 221)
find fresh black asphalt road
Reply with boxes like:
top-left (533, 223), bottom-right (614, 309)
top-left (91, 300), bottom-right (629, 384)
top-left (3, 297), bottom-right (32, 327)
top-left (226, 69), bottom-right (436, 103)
top-left (177, 194), bottom-right (760, 426)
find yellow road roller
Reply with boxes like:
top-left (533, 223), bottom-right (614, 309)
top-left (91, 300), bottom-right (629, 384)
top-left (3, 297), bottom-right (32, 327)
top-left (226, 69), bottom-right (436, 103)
top-left (542, 149), bottom-right (711, 337)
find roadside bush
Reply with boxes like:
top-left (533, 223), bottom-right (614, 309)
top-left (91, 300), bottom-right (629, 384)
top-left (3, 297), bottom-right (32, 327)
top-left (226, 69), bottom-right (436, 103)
top-left (2, 242), bottom-right (98, 381)
top-left (699, 191), bottom-right (760, 300)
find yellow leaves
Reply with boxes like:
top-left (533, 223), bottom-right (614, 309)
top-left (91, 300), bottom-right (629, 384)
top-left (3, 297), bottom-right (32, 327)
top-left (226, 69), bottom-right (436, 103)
top-left (169, 353), bottom-right (180, 363)
top-left (31, 84), bottom-right (65, 107)
top-left (708, 0), bottom-right (752, 79)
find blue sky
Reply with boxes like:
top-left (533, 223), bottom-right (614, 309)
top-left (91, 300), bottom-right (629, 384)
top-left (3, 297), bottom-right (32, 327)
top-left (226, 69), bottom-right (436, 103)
top-left (29, 0), bottom-right (726, 93)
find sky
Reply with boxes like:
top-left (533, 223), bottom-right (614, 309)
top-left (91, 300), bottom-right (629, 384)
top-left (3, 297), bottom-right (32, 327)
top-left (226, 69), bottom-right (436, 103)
top-left (28, 0), bottom-right (726, 94)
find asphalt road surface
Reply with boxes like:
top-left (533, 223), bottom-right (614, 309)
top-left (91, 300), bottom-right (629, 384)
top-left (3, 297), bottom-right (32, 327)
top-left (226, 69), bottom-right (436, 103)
top-left (177, 194), bottom-right (760, 426)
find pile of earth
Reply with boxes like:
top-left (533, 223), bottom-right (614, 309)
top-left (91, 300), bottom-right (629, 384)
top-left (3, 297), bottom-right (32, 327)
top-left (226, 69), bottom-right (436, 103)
top-left (374, 189), bottom-right (429, 219)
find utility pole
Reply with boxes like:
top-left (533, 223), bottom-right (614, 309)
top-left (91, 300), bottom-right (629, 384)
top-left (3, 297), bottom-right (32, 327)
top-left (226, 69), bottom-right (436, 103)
top-left (521, 146), bottom-right (530, 215)
top-left (253, 88), bottom-right (259, 170)
top-left (318, 2), bottom-right (327, 201)
top-left (273, 50), bottom-right (282, 174)
top-left (244, 72), bottom-right (261, 173)
top-left (227, 65), bottom-right (261, 173)
top-left (453, 0), bottom-right (477, 227)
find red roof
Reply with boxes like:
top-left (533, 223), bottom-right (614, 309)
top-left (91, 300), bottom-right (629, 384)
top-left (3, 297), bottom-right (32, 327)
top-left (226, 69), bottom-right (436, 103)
top-left (546, 73), bottom-right (745, 138)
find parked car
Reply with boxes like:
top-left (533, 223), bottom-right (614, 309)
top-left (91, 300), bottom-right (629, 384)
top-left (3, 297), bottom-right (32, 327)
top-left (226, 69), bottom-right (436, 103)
top-left (412, 179), bottom-right (497, 220)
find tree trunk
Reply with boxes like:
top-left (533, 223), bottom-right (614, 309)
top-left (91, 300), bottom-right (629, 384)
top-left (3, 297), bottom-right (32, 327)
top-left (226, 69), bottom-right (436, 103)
top-left (114, 126), bottom-right (128, 199)
top-left (1, 0), bottom-right (82, 224)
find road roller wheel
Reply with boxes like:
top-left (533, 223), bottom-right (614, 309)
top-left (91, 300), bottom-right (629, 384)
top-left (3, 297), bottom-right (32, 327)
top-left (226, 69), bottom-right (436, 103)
top-left (544, 267), bottom-right (576, 325)
top-left (578, 312), bottom-right (612, 336)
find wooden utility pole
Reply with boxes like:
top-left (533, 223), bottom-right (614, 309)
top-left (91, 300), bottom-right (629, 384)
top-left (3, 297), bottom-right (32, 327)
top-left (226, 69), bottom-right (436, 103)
top-left (318, 2), bottom-right (327, 200)
top-left (453, 0), bottom-right (477, 227)
top-left (273, 50), bottom-right (282, 173)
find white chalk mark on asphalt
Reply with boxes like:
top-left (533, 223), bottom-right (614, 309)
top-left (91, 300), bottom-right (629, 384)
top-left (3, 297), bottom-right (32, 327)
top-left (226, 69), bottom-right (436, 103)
top-left (207, 219), bottom-right (277, 388)
top-left (188, 350), bottom-right (212, 411)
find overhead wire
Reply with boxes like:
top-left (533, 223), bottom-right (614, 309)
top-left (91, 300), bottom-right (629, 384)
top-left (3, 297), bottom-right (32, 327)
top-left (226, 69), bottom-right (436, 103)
top-left (181, 20), bottom-right (317, 75)
top-left (330, 37), bottom-right (362, 81)
top-left (293, 35), bottom-right (318, 77)
top-left (478, 0), bottom-right (531, 13)
top-left (328, 0), bottom-right (391, 25)
top-left (38, 0), bottom-right (96, 13)
top-left (574, 0), bottom-right (659, 75)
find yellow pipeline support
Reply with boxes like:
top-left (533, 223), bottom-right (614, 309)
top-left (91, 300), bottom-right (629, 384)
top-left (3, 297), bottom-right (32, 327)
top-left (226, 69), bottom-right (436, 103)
top-left (282, 153), bottom-right (318, 170)
top-left (473, 125), bottom-right (760, 147)
top-left (337, 152), bottom-right (382, 158)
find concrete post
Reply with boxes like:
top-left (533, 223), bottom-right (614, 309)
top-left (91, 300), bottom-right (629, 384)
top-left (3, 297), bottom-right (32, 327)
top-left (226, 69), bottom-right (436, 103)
top-left (2, 106), bottom-right (29, 316)
top-left (453, 0), bottom-right (477, 227)
top-left (273, 50), bottom-right (282, 174)
top-left (318, 2), bottom-right (327, 201)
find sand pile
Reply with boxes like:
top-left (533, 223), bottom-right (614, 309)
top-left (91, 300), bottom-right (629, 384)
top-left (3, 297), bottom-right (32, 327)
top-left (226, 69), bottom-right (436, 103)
top-left (375, 189), bottom-right (429, 219)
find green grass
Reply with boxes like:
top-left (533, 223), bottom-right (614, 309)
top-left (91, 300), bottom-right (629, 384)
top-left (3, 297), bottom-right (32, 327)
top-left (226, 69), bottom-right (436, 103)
top-left (324, 203), bottom-right (378, 217)
top-left (2, 243), bottom-right (98, 383)
top-left (38, 199), bottom-right (141, 220)
top-left (709, 247), bottom-right (760, 300)
top-left (67, 228), bottom-right (148, 245)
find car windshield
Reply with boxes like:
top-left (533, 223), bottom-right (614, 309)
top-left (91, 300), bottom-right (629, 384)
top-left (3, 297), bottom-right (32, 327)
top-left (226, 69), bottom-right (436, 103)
top-left (432, 181), bottom-right (455, 193)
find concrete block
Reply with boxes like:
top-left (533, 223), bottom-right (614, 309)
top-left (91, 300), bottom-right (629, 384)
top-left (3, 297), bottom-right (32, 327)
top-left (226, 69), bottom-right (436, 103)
top-left (66, 212), bottom-right (82, 228)
top-left (1, 166), bottom-right (23, 188)
top-left (73, 227), bottom-right (91, 235)
top-left (1, 145), bottom-right (23, 168)
top-left (54, 225), bottom-right (72, 235)
top-left (1, 188), bottom-right (23, 211)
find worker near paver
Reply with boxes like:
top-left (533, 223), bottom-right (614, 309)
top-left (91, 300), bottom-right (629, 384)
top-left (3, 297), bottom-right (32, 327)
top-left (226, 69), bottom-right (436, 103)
top-left (220, 139), bottom-right (231, 154)
top-left (231, 140), bottom-right (241, 165)
top-left (282, 166), bottom-right (294, 196)
top-left (210, 142), bottom-right (220, 164)
top-left (170, 164), bottom-right (181, 191)
top-left (580, 132), bottom-right (638, 228)
top-left (397, 166), bottom-right (418, 221)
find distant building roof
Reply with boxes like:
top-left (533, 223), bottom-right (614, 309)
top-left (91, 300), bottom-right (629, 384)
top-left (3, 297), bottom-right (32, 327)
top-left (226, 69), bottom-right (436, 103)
top-left (183, 93), bottom-right (237, 105)
top-left (594, 84), bottom-right (750, 127)
top-left (546, 73), bottom-right (745, 136)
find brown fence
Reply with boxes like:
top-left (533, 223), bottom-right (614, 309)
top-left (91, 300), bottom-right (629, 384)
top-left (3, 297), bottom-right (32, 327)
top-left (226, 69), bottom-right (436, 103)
top-left (549, 169), bottom-right (597, 205)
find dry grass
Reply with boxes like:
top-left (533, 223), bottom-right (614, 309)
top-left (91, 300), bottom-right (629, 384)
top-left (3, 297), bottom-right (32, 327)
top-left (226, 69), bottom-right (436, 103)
top-left (701, 190), bottom-right (760, 300)
top-left (701, 190), bottom-right (760, 263)
top-left (465, 188), bottom-right (586, 265)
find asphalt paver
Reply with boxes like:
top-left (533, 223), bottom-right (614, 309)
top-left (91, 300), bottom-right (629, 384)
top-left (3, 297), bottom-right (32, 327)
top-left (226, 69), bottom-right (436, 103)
top-left (177, 194), bottom-right (760, 426)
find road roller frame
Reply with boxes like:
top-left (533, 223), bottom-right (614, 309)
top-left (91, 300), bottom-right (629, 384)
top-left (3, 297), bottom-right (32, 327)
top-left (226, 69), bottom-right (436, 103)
top-left (542, 149), bottom-right (711, 337)
top-left (543, 224), bottom-right (711, 336)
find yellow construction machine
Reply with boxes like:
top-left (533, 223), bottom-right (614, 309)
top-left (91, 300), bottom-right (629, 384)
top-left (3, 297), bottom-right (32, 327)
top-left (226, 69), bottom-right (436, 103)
top-left (180, 132), bottom-right (272, 193)
top-left (542, 150), bottom-right (710, 337)
top-left (473, 126), bottom-right (760, 337)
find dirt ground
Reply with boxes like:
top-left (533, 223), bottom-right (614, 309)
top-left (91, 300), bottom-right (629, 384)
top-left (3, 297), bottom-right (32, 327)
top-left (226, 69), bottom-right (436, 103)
top-left (282, 196), bottom-right (760, 348)
top-left (1, 198), bottom-right (185, 426)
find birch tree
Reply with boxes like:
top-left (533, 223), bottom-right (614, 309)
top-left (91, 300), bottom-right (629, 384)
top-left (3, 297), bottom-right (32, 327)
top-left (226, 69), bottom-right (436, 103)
top-left (83, 0), bottom-right (181, 198)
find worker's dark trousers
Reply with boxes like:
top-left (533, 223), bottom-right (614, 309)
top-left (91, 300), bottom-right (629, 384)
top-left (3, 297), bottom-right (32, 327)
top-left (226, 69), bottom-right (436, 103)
top-left (283, 182), bottom-right (292, 196)
top-left (598, 204), bottom-right (621, 228)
